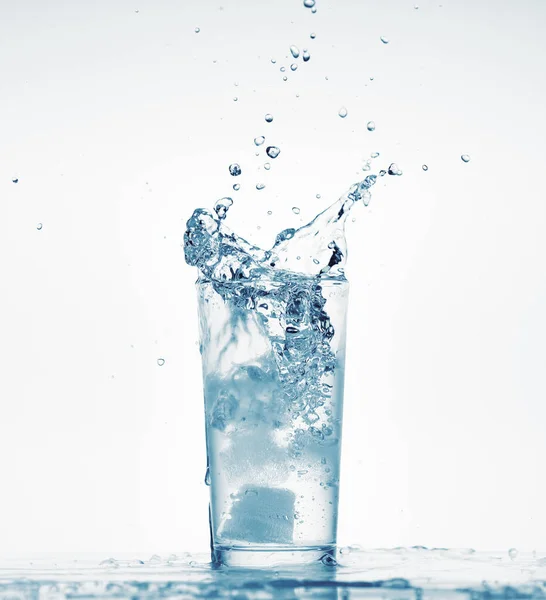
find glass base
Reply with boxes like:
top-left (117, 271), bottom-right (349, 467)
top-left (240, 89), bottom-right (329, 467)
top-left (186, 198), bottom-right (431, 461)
top-left (212, 544), bottom-right (336, 568)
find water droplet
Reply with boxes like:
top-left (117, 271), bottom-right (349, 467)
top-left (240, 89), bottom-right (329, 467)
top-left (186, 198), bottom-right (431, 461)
top-left (256, 183), bottom-right (266, 190)
top-left (388, 163), bottom-right (403, 176)
top-left (321, 554), bottom-right (337, 566)
top-left (214, 197), bottom-right (233, 220)
top-left (509, 548), bottom-right (518, 560)
top-left (311, 6), bottom-right (317, 12)
top-left (338, 106), bottom-right (348, 118)
top-left (367, 121), bottom-right (376, 131)
top-left (233, 183), bottom-right (241, 191)
top-left (380, 36), bottom-right (389, 44)
top-left (302, 49), bottom-right (310, 62)
top-left (264, 162), bottom-right (271, 170)
top-left (290, 63), bottom-right (298, 71)
top-left (379, 169), bottom-right (387, 176)
top-left (233, 97), bottom-right (238, 102)
top-left (265, 113), bottom-right (274, 123)
top-left (422, 164), bottom-right (428, 171)
top-left (283, 75), bottom-right (288, 81)
top-left (339, 546), bottom-right (351, 555)
top-left (36, 223), bottom-right (43, 230)
top-left (292, 206), bottom-right (300, 214)
top-left (280, 66), bottom-right (286, 72)
top-left (254, 136), bottom-right (265, 146)
top-left (267, 210), bottom-right (273, 215)
top-left (194, 27), bottom-right (200, 33)
top-left (266, 146), bottom-right (281, 159)
top-left (310, 32), bottom-right (316, 39)
top-left (204, 467), bottom-right (211, 486)
top-left (12, 178), bottom-right (18, 184)
top-left (157, 358), bottom-right (165, 366)
top-left (461, 154), bottom-right (471, 162)
top-left (229, 163), bottom-right (242, 176)
top-left (316, 193), bottom-right (321, 199)
top-left (414, 4), bottom-right (419, 8)
top-left (234, 81), bottom-right (238, 87)
top-left (303, 0), bottom-right (315, 7)
top-left (313, 258), bottom-right (320, 264)
top-left (290, 45), bottom-right (300, 58)
top-left (271, 58), bottom-right (277, 64)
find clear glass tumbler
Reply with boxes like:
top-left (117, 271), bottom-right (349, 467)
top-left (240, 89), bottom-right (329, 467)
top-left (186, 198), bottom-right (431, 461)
top-left (197, 276), bottom-right (349, 567)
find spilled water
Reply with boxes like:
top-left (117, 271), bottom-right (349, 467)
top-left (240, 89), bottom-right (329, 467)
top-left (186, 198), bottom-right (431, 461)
top-left (1, 548), bottom-right (545, 599)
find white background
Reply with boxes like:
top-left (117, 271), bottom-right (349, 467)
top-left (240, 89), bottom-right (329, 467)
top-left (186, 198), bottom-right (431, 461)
top-left (1, 0), bottom-right (545, 556)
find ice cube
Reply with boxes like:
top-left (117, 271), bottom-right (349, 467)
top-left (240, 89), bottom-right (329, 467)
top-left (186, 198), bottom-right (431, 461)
top-left (220, 486), bottom-right (295, 544)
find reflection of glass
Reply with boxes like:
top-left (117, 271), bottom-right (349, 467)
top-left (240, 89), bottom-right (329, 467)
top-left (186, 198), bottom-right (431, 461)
top-left (197, 277), bottom-right (349, 567)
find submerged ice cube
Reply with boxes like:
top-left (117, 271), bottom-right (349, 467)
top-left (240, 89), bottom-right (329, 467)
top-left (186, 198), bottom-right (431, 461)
top-left (220, 486), bottom-right (295, 544)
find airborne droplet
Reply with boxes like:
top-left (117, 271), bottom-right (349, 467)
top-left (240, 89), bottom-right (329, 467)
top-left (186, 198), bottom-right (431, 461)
top-left (302, 49), bottom-right (310, 62)
top-left (290, 63), bottom-right (298, 71)
top-left (254, 136), bottom-right (265, 146)
top-left (266, 146), bottom-right (280, 159)
top-left (264, 162), bottom-right (271, 170)
top-left (290, 45), bottom-right (300, 59)
top-left (338, 106), bottom-right (348, 118)
top-left (508, 548), bottom-right (518, 560)
top-left (229, 163), bottom-right (242, 176)
top-left (204, 467), bottom-right (211, 486)
top-left (233, 97), bottom-right (238, 102)
top-left (461, 154), bottom-right (471, 163)
top-left (388, 163), bottom-right (403, 176)
top-left (12, 178), bottom-right (18, 184)
top-left (233, 183), bottom-right (241, 191)
top-left (265, 113), bottom-right (274, 123)
top-left (422, 164), bottom-right (429, 171)
top-left (371, 151), bottom-right (380, 158)
top-left (380, 36), bottom-right (389, 44)
top-left (367, 121), bottom-right (376, 131)
top-left (214, 197), bottom-right (233, 220)
top-left (194, 27), bottom-right (200, 33)
top-left (303, 0), bottom-right (315, 7)
top-left (157, 358), bottom-right (165, 366)
top-left (256, 183), bottom-right (266, 190)
top-left (292, 206), bottom-right (301, 214)
top-left (310, 32), bottom-right (316, 39)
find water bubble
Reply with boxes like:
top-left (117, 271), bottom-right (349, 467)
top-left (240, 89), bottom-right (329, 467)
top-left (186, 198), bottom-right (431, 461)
top-left (290, 63), bottom-right (298, 71)
top-left (204, 467), bottom-right (211, 486)
top-left (367, 121), bottom-right (376, 131)
top-left (12, 178), bottom-right (18, 184)
top-left (461, 154), bottom-right (471, 162)
top-left (509, 548), bottom-right (518, 560)
top-left (256, 183), bottom-right (266, 190)
top-left (265, 113), bottom-right (274, 123)
top-left (229, 163), bottom-right (242, 176)
top-left (254, 136), bottom-right (265, 146)
top-left (292, 206), bottom-right (300, 214)
top-left (264, 162), bottom-right (271, 170)
top-left (36, 223), bottom-right (43, 230)
top-left (380, 36), bottom-right (389, 44)
top-left (303, 0), bottom-right (315, 7)
top-left (422, 164), bottom-right (428, 171)
top-left (157, 358), bottom-right (165, 366)
top-left (338, 106), bottom-right (348, 118)
top-left (266, 146), bottom-right (281, 159)
top-left (195, 27), bottom-right (200, 33)
top-left (302, 49), bottom-right (310, 62)
top-left (310, 32), bottom-right (316, 39)
top-left (388, 163), bottom-right (403, 176)
top-left (214, 197), bottom-right (233, 220)
top-left (290, 45), bottom-right (300, 59)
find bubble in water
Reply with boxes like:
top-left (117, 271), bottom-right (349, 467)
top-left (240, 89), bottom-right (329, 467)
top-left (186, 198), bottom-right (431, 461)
top-left (290, 63), bottom-right (298, 71)
top-left (380, 36), bottom-right (389, 44)
top-left (302, 49), bottom-right (310, 62)
top-left (256, 183), bottom-right (266, 190)
top-left (310, 32), bottom-right (316, 39)
top-left (266, 146), bottom-right (281, 159)
top-left (229, 163), bottom-right (242, 176)
top-left (367, 121), bottom-right (376, 131)
top-left (422, 164), bottom-right (429, 171)
top-left (303, 0), bottom-right (315, 7)
top-left (338, 106), bottom-right (348, 118)
top-left (509, 548), bottom-right (518, 560)
top-left (233, 183), bottom-right (240, 191)
top-left (36, 223), bottom-right (43, 230)
top-left (214, 197), bottom-right (234, 220)
top-left (388, 163), bottom-right (403, 176)
top-left (157, 358), bottom-right (165, 366)
top-left (254, 136), bottom-right (265, 146)
top-left (290, 45), bottom-right (300, 59)
top-left (265, 113), bottom-right (274, 123)
top-left (461, 154), bottom-right (471, 162)
top-left (371, 151), bottom-right (380, 158)
top-left (12, 178), bottom-right (18, 184)
top-left (264, 162), bottom-right (271, 170)
top-left (204, 467), bottom-right (211, 486)
top-left (195, 27), bottom-right (200, 33)
top-left (292, 206), bottom-right (300, 214)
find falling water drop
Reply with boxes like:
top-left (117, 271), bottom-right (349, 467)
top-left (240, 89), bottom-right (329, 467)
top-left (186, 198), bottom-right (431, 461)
top-left (367, 121), bottom-right (376, 131)
top-left (388, 163), bottom-right (403, 176)
top-left (302, 49), bottom-right (310, 62)
top-left (157, 358), bottom-right (165, 366)
top-left (380, 36), bottom-right (389, 44)
top-left (229, 163), bottom-right (242, 176)
top-left (254, 136), bottom-right (265, 146)
top-left (256, 183), bottom-right (266, 190)
top-left (290, 45), bottom-right (300, 59)
top-left (338, 106), bottom-right (348, 118)
top-left (461, 154), bottom-right (471, 162)
top-left (265, 113), bottom-right (274, 123)
top-left (422, 164), bottom-right (429, 171)
top-left (290, 63), bottom-right (298, 71)
top-left (292, 206), bottom-right (301, 214)
top-left (266, 146), bottom-right (281, 159)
